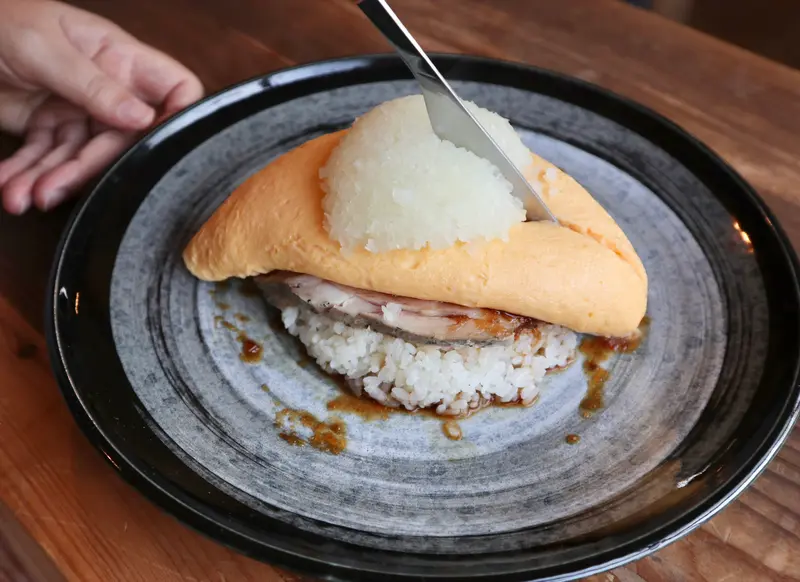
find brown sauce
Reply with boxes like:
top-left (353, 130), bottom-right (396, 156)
top-left (309, 418), bottom-right (347, 455)
top-left (446, 312), bottom-right (541, 340)
top-left (579, 332), bottom-right (641, 362)
top-left (515, 321), bottom-right (543, 341)
top-left (215, 317), bottom-right (262, 364)
top-left (547, 359), bottom-right (574, 374)
top-left (216, 302), bottom-right (230, 310)
top-left (234, 313), bottom-right (251, 323)
top-left (495, 395), bottom-right (540, 410)
top-left (578, 316), bottom-right (650, 417)
top-left (279, 433), bottom-right (305, 447)
top-left (215, 317), bottom-right (239, 332)
top-left (240, 337), bottom-right (263, 363)
top-left (328, 386), bottom-right (475, 441)
top-left (325, 371), bottom-right (547, 432)
top-left (275, 408), bottom-right (347, 455)
top-left (473, 311), bottom-right (515, 336)
top-left (327, 390), bottom-right (391, 421)
top-left (580, 364), bottom-right (610, 416)
top-left (442, 420), bottom-right (463, 441)
top-left (327, 379), bottom-right (443, 420)
top-left (565, 433), bottom-right (581, 445)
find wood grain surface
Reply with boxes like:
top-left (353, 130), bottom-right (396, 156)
top-left (1, 0), bottom-right (800, 581)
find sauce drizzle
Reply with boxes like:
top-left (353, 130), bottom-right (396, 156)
top-left (327, 390), bottom-right (391, 421)
top-left (215, 317), bottom-right (263, 363)
top-left (279, 433), bottom-right (305, 447)
top-left (275, 408), bottom-right (347, 455)
top-left (578, 316), bottom-right (650, 417)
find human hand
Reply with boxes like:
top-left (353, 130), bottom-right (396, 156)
top-left (0, 0), bottom-right (204, 214)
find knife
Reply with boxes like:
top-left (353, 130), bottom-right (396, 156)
top-left (356, 0), bottom-right (558, 223)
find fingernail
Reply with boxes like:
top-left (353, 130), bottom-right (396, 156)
top-left (117, 99), bottom-right (153, 127)
top-left (41, 189), bottom-right (66, 211)
top-left (4, 195), bottom-right (31, 215)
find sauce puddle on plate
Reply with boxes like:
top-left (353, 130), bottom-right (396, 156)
top-left (579, 316), bottom-right (650, 417)
top-left (327, 389), bottom-right (391, 421)
top-left (327, 386), bottom-right (466, 442)
top-left (275, 408), bottom-right (347, 455)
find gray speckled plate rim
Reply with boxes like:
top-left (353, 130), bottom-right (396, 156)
top-left (45, 53), bottom-right (800, 582)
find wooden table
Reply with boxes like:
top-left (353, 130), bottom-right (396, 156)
top-left (2, 1), bottom-right (800, 580)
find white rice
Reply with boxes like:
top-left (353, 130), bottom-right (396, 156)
top-left (281, 306), bottom-right (578, 416)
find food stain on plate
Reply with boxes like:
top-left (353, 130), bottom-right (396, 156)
top-left (441, 420), bottom-right (463, 441)
top-left (213, 315), bottom-right (263, 363)
top-left (578, 316), bottom-right (651, 418)
top-left (275, 408), bottom-right (347, 454)
top-left (326, 384), bottom-right (465, 442)
top-left (327, 387), bottom-right (391, 421)
top-left (324, 379), bottom-right (472, 443)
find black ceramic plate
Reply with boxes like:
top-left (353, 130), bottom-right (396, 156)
top-left (47, 54), bottom-right (800, 581)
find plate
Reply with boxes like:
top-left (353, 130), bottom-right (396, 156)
top-left (47, 54), bottom-right (800, 581)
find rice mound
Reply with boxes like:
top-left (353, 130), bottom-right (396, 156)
top-left (320, 94), bottom-right (531, 253)
top-left (282, 305), bottom-right (578, 416)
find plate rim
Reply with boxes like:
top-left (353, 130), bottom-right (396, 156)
top-left (45, 52), bottom-right (800, 581)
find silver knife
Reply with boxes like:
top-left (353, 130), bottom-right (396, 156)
top-left (357, 0), bottom-right (558, 223)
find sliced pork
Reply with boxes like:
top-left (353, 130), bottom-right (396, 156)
top-left (255, 271), bottom-right (538, 346)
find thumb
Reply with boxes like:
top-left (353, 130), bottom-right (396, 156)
top-left (38, 44), bottom-right (155, 130)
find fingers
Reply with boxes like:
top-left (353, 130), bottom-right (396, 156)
top-left (32, 130), bottom-right (133, 210)
top-left (0, 98), bottom-right (84, 213)
top-left (0, 128), bottom-right (54, 214)
top-left (30, 99), bottom-right (92, 129)
top-left (127, 44), bottom-right (204, 116)
top-left (162, 77), bottom-right (205, 117)
top-left (0, 129), bottom-right (53, 187)
top-left (38, 41), bottom-right (156, 130)
top-left (2, 120), bottom-right (89, 213)
top-left (0, 87), bottom-right (49, 135)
